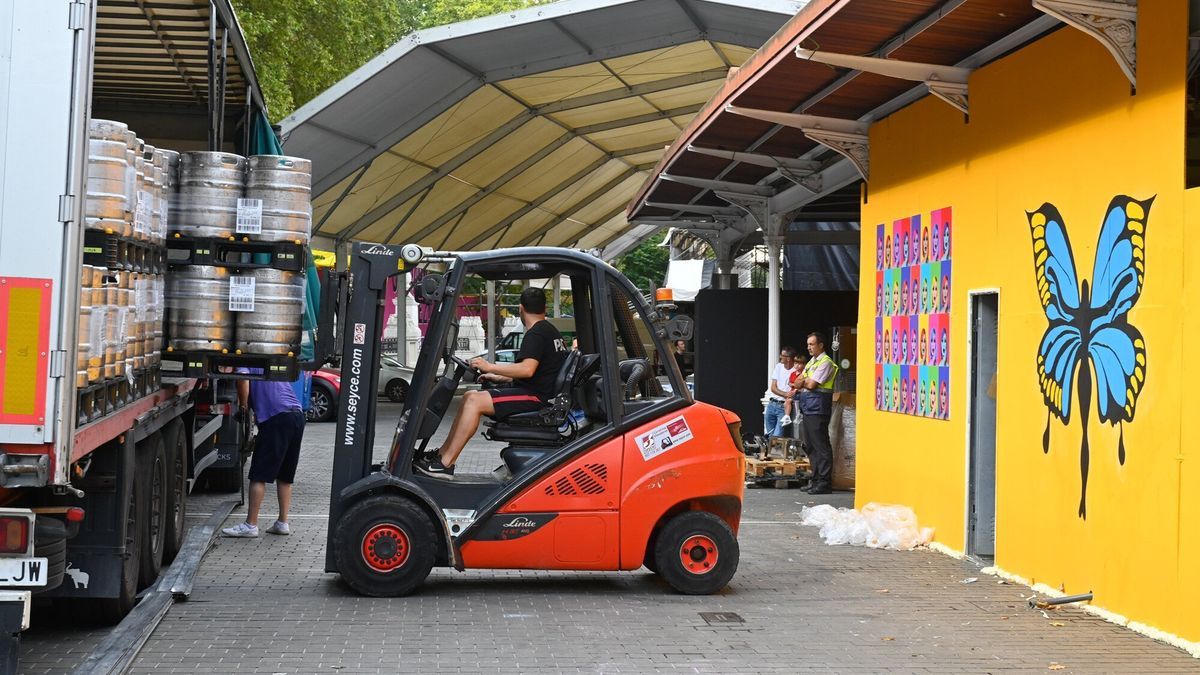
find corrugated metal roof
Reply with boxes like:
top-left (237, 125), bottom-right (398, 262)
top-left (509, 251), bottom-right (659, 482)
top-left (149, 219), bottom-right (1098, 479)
top-left (94, 0), bottom-right (262, 110)
top-left (280, 0), bottom-right (802, 254)
top-left (616, 0), bottom-right (1060, 259)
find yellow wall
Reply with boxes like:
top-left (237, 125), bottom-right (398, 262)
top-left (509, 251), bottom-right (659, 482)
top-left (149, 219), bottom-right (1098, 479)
top-left (857, 2), bottom-right (1199, 642)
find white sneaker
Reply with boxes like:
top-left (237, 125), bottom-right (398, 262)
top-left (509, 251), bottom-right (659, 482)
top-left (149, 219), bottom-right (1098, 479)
top-left (265, 520), bottom-right (290, 535)
top-left (221, 522), bottom-right (259, 538)
top-left (780, 414), bottom-right (793, 426)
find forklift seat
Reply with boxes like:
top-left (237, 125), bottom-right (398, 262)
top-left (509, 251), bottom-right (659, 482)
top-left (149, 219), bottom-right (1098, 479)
top-left (484, 350), bottom-right (582, 447)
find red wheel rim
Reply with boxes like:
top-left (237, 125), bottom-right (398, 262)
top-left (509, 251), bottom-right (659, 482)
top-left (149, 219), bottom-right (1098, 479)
top-left (679, 534), bottom-right (718, 575)
top-left (362, 523), bottom-right (410, 572)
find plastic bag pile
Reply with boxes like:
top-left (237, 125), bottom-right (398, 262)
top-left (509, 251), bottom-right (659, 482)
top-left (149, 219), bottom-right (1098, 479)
top-left (799, 502), bottom-right (933, 550)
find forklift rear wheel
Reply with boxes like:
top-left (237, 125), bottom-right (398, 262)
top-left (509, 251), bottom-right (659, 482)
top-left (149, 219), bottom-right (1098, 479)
top-left (334, 494), bottom-right (436, 597)
top-left (653, 511), bottom-right (739, 595)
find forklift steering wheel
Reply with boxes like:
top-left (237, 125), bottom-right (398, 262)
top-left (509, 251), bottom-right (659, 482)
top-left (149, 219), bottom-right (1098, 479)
top-left (449, 355), bottom-right (480, 379)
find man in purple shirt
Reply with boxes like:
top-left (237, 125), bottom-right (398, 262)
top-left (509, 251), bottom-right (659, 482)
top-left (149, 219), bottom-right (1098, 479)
top-left (222, 376), bottom-right (306, 538)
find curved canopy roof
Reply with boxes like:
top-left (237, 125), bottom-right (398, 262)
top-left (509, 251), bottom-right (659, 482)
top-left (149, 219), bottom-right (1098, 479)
top-left (280, 0), bottom-right (802, 255)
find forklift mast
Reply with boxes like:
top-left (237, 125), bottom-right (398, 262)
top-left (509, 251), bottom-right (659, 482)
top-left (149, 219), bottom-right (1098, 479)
top-left (325, 243), bottom-right (407, 568)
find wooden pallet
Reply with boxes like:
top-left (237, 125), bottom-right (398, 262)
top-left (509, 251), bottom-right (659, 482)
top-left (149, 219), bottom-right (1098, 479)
top-left (745, 457), bottom-right (808, 477)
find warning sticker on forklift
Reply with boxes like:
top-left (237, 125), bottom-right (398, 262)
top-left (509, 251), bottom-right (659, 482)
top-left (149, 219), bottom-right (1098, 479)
top-left (635, 415), bottom-right (693, 461)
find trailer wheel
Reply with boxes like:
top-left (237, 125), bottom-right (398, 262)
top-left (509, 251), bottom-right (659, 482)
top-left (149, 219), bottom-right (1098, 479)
top-left (94, 460), bottom-right (143, 623)
top-left (137, 433), bottom-right (168, 588)
top-left (653, 511), bottom-right (739, 595)
top-left (161, 419), bottom-right (188, 563)
top-left (334, 495), bottom-right (436, 597)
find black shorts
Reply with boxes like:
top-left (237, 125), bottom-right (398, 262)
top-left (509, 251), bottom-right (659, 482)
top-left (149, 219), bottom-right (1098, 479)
top-left (488, 387), bottom-right (546, 419)
top-left (248, 410), bottom-right (305, 484)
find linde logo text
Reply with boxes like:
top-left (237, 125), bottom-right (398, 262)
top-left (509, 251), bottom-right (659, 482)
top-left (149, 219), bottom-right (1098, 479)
top-left (502, 517), bottom-right (538, 528)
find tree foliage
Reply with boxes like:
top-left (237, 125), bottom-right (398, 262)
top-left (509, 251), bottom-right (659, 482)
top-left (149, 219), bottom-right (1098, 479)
top-left (233, 0), bottom-right (555, 121)
top-left (615, 238), bottom-right (671, 293)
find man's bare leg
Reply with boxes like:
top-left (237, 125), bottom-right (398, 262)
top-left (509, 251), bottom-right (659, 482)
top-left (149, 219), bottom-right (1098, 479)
top-left (276, 482), bottom-right (292, 523)
top-left (438, 390), bottom-right (495, 466)
top-left (246, 480), bottom-right (266, 527)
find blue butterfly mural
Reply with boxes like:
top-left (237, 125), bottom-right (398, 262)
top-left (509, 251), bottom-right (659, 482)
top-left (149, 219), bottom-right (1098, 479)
top-left (1026, 195), bottom-right (1150, 518)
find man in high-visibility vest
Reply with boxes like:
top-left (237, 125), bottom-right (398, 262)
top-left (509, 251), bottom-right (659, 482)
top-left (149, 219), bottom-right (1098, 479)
top-left (797, 331), bottom-right (838, 494)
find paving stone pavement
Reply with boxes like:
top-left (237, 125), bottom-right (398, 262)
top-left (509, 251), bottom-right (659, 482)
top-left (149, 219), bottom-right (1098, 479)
top-left (20, 400), bottom-right (1200, 673)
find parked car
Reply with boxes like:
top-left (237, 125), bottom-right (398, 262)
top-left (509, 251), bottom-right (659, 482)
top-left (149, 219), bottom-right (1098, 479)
top-left (307, 356), bottom-right (415, 423)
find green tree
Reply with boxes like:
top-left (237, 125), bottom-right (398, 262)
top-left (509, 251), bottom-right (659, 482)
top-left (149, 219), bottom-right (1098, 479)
top-left (234, 0), bottom-right (555, 121)
top-left (615, 238), bottom-right (670, 294)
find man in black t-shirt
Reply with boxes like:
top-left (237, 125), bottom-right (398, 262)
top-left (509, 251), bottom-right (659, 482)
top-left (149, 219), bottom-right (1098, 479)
top-left (415, 287), bottom-right (568, 477)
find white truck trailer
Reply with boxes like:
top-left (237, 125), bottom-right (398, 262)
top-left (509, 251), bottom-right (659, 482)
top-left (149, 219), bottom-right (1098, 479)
top-left (0, 1), bottom-right (293, 667)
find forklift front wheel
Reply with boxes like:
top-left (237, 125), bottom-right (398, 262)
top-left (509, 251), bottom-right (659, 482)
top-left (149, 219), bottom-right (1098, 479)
top-left (334, 494), bottom-right (437, 597)
top-left (653, 511), bottom-right (739, 595)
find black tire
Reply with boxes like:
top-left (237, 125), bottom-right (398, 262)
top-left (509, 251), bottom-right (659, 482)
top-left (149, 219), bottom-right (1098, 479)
top-left (334, 494), bottom-right (436, 597)
top-left (653, 511), bottom-right (739, 595)
top-left (161, 419), bottom-right (188, 564)
top-left (137, 433), bottom-right (168, 589)
top-left (94, 460), bottom-right (143, 624)
top-left (384, 378), bottom-right (409, 403)
top-left (642, 528), bottom-right (660, 574)
top-left (308, 380), bottom-right (336, 423)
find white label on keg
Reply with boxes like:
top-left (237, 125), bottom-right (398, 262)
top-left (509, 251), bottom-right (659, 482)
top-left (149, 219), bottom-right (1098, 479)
top-left (229, 276), bottom-right (256, 312)
top-left (236, 198), bottom-right (263, 234)
top-left (135, 191), bottom-right (153, 235)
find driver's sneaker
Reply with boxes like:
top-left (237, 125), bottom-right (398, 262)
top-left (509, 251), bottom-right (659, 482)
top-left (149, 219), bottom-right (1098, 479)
top-left (414, 456), bottom-right (455, 477)
top-left (221, 521), bottom-right (259, 538)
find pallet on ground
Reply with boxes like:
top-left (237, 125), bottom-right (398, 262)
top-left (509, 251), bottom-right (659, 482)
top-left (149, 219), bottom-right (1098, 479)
top-left (745, 456), bottom-right (808, 477)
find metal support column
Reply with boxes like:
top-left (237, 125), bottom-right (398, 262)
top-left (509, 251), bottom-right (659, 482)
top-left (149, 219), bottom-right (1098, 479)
top-left (486, 280), bottom-right (496, 360)
top-left (765, 234), bottom-right (783, 379)
top-left (552, 276), bottom-right (561, 317)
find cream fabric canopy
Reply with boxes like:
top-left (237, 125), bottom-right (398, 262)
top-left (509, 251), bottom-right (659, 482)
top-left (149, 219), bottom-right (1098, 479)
top-left (280, 0), bottom-right (802, 257)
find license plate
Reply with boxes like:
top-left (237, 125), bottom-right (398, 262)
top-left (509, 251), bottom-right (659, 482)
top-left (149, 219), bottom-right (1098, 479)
top-left (0, 558), bottom-right (48, 587)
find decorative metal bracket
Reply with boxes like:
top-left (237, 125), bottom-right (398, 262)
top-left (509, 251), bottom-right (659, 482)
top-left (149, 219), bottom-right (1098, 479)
top-left (686, 145), bottom-right (825, 192)
top-left (778, 166), bottom-right (822, 193)
top-left (659, 173), bottom-right (775, 197)
top-left (1034, 0), bottom-right (1136, 88)
top-left (714, 191), bottom-right (769, 230)
top-left (796, 47), bottom-right (972, 115)
top-left (725, 106), bottom-right (870, 181)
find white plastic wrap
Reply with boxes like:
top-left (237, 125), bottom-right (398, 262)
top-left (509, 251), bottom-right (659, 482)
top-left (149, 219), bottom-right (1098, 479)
top-left (799, 502), bottom-right (933, 551)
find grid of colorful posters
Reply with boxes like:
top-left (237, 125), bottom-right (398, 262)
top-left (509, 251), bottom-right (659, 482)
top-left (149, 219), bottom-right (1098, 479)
top-left (874, 207), bottom-right (952, 419)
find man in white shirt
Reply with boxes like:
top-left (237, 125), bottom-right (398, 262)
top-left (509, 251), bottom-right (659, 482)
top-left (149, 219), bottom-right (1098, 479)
top-left (764, 346), bottom-right (798, 438)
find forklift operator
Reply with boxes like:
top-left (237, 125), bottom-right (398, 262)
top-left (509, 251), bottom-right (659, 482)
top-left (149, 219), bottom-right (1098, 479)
top-left (415, 287), bottom-right (568, 477)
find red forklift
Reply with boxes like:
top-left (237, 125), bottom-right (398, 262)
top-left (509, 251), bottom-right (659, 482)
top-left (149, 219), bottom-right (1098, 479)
top-left (322, 242), bottom-right (746, 596)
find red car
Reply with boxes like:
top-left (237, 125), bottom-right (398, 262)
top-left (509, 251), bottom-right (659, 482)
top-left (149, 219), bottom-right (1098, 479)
top-left (308, 367), bottom-right (342, 423)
